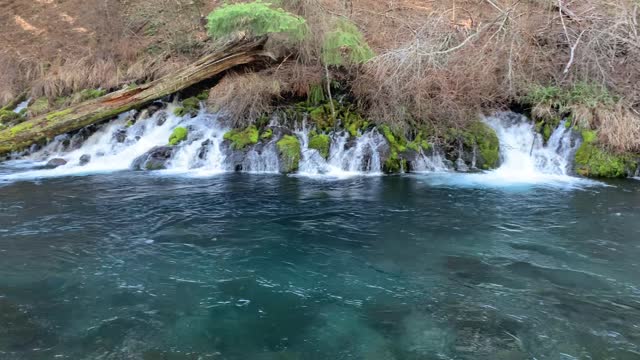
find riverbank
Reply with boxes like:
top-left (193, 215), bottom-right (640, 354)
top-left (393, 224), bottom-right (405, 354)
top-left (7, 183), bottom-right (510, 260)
top-left (1, 0), bottom-right (638, 178)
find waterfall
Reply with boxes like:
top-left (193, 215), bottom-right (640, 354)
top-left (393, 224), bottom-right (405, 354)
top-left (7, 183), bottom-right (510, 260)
top-left (411, 151), bottom-right (449, 173)
top-left (484, 112), bottom-right (580, 179)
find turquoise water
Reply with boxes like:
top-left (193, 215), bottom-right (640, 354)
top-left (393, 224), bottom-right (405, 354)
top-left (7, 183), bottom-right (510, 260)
top-left (1, 172), bottom-right (640, 359)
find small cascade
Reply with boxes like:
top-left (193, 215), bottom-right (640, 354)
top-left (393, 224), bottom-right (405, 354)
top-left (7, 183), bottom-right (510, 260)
top-left (296, 125), bottom-right (387, 177)
top-left (242, 142), bottom-right (280, 173)
top-left (12, 99), bottom-right (30, 114)
top-left (411, 151), bottom-right (449, 172)
top-left (482, 112), bottom-right (583, 182)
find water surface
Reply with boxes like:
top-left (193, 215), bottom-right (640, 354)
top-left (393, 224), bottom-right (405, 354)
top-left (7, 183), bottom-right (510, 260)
top-left (1, 173), bottom-right (640, 359)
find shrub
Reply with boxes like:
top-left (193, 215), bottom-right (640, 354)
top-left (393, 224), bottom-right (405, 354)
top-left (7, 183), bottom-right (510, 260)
top-left (206, 1), bottom-right (307, 40)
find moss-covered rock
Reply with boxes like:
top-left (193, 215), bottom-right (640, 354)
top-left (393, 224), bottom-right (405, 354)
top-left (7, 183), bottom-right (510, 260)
top-left (224, 125), bottom-right (259, 150)
top-left (174, 97), bottom-right (201, 117)
top-left (447, 121), bottom-right (499, 170)
top-left (277, 135), bottom-right (301, 173)
top-left (574, 130), bottom-right (637, 178)
top-left (260, 128), bottom-right (273, 140)
top-left (168, 127), bottom-right (188, 146)
top-left (308, 103), bottom-right (337, 132)
top-left (309, 133), bottom-right (330, 159)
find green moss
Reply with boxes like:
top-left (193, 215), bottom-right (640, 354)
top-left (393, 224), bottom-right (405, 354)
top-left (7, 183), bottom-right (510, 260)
top-left (574, 130), bottom-right (636, 178)
top-left (308, 103), bottom-right (337, 132)
top-left (9, 122), bottom-right (34, 136)
top-left (45, 108), bottom-right (73, 122)
top-left (277, 135), bottom-right (301, 173)
top-left (470, 122), bottom-right (499, 169)
top-left (449, 122), bottom-right (499, 169)
top-left (260, 128), bottom-right (273, 140)
top-left (224, 125), bottom-right (259, 150)
top-left (383, 155), bottom-right (406, 174)
top-left (308, 133), bottom-right (330, 159)
top-left (174, 97), bottom-right (201, 117)
top-left (0, 110), bottom-right (21, 125)
top-left (168, 127), bottom-right (188, 146)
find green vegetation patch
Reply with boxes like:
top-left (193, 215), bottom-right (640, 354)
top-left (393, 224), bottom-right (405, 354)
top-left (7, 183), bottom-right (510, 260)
top-left (575, 130), bottom-right (636, 178)
top-left (168, 127), bottom-right (188, 146)
top-left (277, 135), bottom-right (301, 173)
top-left (260, 128), bottom-right (273, 140)
top-left (224, 125), bottom-right (259, 150)
top-left (322, 19), bottom-right (374, 66)
top-left (447, 121), bottom-right (499, 169)
top-left (206, 1), bottom-right (307, 41)
top-left (174, 97), bottom-right (201, 117)
top-left (0, 110), bottom-right (22, 126)
top-left (308, 133), bottom-right (330, 159)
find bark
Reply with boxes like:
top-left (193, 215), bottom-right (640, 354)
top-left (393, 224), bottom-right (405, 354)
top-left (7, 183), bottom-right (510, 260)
top-left (0, 36), bottom-right (270, 155)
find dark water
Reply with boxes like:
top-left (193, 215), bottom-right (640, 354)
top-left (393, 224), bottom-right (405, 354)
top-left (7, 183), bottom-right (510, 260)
top-left (1, 172), bottom-right (640, 360)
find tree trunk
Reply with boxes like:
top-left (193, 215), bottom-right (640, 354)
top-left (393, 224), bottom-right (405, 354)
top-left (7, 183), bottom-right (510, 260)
top-left (0, 36), bottom-right (270, 156)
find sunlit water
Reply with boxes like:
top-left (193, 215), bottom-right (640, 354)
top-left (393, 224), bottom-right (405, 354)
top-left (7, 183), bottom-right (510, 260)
top-left (1, 171), bottom-right (640, 360)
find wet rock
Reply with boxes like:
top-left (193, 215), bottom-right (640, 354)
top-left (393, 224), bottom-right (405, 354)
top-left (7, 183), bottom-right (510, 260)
top-left (79, 154), bottom-right (91, 166)
top-left (45, 158), bottom-right (67, 168)
top-left (69, 127), bottom-right (94, 150)
top-left (455, 158), bottom-right (470, 172)
top-left (131, 146), bottom-right (175, 170)
top-left (197, 139), bottom-right (212, 160)
top-left (156, 112), bottom-right (168, 126)
top-left (113, 128), bottom-right (128, 143)
top-left (146, 103), bottom-right (162, 117)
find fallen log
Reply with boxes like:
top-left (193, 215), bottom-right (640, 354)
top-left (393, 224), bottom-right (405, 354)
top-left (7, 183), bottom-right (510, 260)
top-left (0, 36), bottom-right (270, 156)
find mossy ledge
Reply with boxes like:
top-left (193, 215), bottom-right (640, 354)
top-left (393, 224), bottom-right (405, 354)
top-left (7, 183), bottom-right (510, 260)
top-left (223, 125), bottom-right (259, 150)
top-left (575, 130), bottom-right (637, 178)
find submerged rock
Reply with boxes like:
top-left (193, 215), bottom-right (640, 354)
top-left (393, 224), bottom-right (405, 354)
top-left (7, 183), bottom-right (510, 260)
top-left (131, 146), bottom-right (175, 170)
top-left (45, 158), bottom-right (67, 168)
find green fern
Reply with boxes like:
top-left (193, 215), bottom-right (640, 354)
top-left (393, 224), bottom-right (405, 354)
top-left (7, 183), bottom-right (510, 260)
top-left (206, 1), bottom-right (307, 40)
top-left (322, 19), bottom-right (374, 66)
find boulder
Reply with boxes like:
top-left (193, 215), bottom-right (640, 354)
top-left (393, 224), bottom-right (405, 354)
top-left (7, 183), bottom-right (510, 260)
top-left (131, 146), bottom-right (175, 170)
top-left (45, 158), bottom-right (67, 168)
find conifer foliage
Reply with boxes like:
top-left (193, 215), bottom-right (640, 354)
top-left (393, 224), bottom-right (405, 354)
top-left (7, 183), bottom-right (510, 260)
top-left (206, 1), bottom-right (307, 41)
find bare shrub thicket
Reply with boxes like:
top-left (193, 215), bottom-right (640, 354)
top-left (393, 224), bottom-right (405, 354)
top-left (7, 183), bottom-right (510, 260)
top-left (353, 0), bottom-right (640, 150)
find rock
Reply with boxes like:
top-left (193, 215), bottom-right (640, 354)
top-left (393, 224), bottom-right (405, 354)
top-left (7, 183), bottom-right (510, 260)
top-left (79, 154), bottom-right (91, 166)
top-left (156, 112), bottom-right (168, 126)
top-left (45, 158), bottom-right (67, 168)
top-left (197, 139), bottom-right (212, 160)
top-left (113, 128), bottom-right (127, 143)
top-left (131, 146), bottom-right (175, 170)
top-left (455, 157), bottom-right (470, 172)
